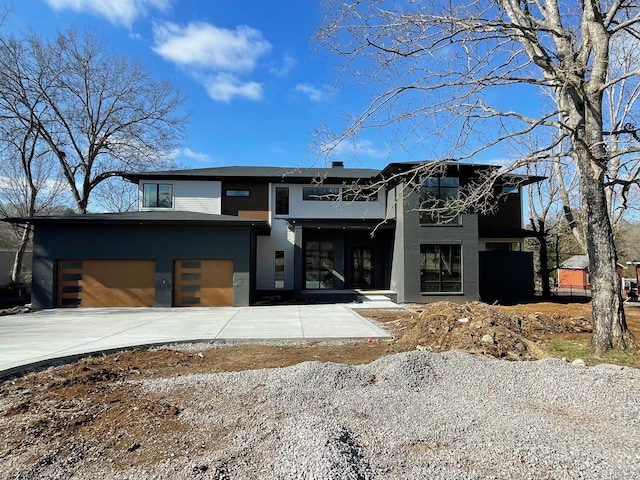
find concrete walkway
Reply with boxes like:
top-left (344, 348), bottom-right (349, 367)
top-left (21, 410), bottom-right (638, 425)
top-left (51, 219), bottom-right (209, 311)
top-left (0, 304), bottom-right (393, 377)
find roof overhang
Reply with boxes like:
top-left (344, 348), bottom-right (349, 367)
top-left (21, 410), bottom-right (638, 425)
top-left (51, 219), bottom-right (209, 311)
top-left (378, 161), bottom-right (545, 187)
top-left (121, 165), bottom-right (381, 184)
top-left (286, 218), bottom-right (395, 231)
top-left (480, 228), bottom-right (540, 238)
top-left (3, 211), bottom-right (271, 234)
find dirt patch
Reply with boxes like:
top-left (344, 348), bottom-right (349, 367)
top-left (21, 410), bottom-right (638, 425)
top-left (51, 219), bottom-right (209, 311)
top-left (1, 300), bottom-right (638, 476)
top-left (380, 301), bottom-right (592, 360)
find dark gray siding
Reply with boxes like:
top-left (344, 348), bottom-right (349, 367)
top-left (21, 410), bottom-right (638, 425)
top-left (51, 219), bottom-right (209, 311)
top-left (478, 190), bottom-right (523, 236)
top-left (392, 189), bottom-right (480, 303)
top-left (31, 223), bottom-right (252, 309)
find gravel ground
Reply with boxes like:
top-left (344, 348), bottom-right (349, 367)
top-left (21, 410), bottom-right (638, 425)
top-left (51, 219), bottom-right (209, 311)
top-left (26, 350), bottom-right (635, 480)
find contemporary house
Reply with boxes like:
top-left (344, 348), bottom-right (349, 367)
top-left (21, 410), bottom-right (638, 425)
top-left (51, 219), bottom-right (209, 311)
top-left (15, 161), bottom-right (540, 309)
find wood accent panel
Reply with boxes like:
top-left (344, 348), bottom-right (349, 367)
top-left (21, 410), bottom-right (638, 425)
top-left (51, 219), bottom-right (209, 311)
top-left (57, 260), bottom-right (155, 307)
top-left (173, 260), bottom-right (234, 307)
top-left (238, 210), bottom-right (269, 221)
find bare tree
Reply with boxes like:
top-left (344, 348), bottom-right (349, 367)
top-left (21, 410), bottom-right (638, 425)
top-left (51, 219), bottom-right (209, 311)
top-left (0, 28), bottom-right (187, 213)
top-left (91, 177), bottom-right (137, 213)
top-left (526, 158), bottom-right (563, 298)
top-left (318, 0), bottom-right (640, 353)
top-left (0, 124), bottom-right (68, 284)
top-left (545, 30), bottom-right (640, 253)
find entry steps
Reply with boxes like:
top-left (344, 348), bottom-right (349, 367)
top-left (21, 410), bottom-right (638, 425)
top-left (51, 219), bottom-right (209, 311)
top-left (350, 292), bottom-right (403, 310)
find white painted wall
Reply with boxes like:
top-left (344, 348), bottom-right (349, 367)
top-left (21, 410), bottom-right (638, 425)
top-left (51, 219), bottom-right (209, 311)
top-left (138, 180), bottom-right (221, 214)
top-left (256, 218), bottom-right (295, 290)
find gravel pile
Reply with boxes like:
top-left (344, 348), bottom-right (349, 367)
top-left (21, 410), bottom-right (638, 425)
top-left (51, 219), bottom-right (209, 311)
top-left (126, 351), bottom-right (639, 479)
top-left (5, 350), bottom-right (638, 479)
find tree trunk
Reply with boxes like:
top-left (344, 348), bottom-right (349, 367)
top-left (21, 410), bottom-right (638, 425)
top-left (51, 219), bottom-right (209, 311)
top-left (531, 218), bottom-right (551, 299)
top-left (538, 236), bottom-right (551, 299)
top-left (579, 162), bottom-right (637, 354)
top-left (11, 224), bottom-right (31, 285)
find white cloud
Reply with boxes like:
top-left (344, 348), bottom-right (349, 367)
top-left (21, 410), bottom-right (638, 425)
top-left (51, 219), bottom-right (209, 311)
top-left (202, 73), bottom-right (263, 102)
top-left (270, 54), bottom-right (296, 77)
top-left (45, 0), bottom-right (170, 27)
top-left (180, 147), bottom-right (211, 163)
top-left (152, 22), bottom-right (271, 72)
top-left (152, 21), bottom-right (271, 102)
top-left (295, 83), bottom-right (324, 102)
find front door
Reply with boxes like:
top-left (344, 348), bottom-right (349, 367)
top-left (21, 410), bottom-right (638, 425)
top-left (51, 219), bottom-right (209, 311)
top-left (351, 247), bottom-right (373, 288)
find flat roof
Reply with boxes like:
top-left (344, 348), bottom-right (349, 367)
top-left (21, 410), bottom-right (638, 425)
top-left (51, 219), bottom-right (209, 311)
top-left (3, 211), bottom-right (270, 231)
top-left (122, 161), bottom-right (545, 187)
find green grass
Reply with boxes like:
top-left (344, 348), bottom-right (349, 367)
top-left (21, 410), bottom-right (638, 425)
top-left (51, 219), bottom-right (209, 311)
top-left (544, 336), bottom-right (640, 369)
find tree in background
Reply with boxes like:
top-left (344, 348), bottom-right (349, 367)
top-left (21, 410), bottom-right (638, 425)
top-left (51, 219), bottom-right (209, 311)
top-left (91, 178), bottom-right (138, 213)
top-left (318, 0), bottom-right (639, 353)
top-left (0, 70), bottom-right (69, 284)
top-left (526, 159), bottom-right (563, 298)
top-left (0, 28), bottom-right (187, 214)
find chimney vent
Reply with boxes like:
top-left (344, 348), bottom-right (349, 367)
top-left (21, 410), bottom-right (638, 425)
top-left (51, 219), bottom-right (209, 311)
top-left (332, 161), bottom-right (344, 168)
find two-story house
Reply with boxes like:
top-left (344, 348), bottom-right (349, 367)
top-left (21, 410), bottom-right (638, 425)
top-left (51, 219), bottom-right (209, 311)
top-left (14, 160), bottom-right (540, 309)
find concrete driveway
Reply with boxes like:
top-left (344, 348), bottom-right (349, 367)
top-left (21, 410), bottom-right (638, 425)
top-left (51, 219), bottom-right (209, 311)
top-left (0, 304), bottom-right (392, 377)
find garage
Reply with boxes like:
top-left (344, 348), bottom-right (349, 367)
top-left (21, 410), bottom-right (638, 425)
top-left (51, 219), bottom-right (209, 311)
top-left (174, 259), bottom-right (234, 307)
top-left (12, 211), bottom-right (263, 309)
top-left (57, 260), bottom-right (156, 307)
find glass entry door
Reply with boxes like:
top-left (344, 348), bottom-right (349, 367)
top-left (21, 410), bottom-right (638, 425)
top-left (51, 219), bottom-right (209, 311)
top-left (351, 247), bottom-right (373, 288)
top-left (305, 241), bottom-right (335, 289)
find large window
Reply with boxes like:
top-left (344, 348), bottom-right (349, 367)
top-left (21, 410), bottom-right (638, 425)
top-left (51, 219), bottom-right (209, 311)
top-left (342, 187), bottom-right (378, 202)
top-left (143, 183), bottom-right (173, 208)
top-left (420, 244), bottom-right (462, 293)
top-left (276, 187), bottom-right (289, 215)
top-left (419, 176), bottom-right (460, 224)
top-left (305, 241), bottom-right (334, 289)
top-left (303, 187), bottom-right (339, 201)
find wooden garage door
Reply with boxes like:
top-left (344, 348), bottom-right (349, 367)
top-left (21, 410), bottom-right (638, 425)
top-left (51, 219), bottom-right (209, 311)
top-left (174, 260), bottom-right (234, 307)
top-left (57, 260), bottom-right (156, 307)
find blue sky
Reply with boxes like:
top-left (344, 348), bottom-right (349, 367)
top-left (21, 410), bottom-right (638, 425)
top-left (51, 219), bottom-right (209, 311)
top-left (1, 0), bottom-right (399, 170)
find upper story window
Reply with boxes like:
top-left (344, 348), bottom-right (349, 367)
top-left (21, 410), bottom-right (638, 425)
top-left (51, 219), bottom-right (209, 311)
top-left (342, 187), bottom-right (379, 202)
top-left (419, 176), bottom-right (460, 225)
top-left (502, 185), bottom-right (519, 194)
top-left (143, 183), bottom-right (173, 208)
top-left (276, 187), bottom-right (289, 215)
top-left (225, 189), bottom-right (250, 197)
top-left (303, 187), bottom-right (340, 201)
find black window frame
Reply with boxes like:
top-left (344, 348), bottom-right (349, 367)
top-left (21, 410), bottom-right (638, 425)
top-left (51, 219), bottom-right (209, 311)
top-left (342, 186), bottom-right (379, 202)
top-left (302, 187), bottom-right (340, 201)
top-left (225, 189), bottom-right (251, 197)
top-left (275, 250), bottom-right (285, 288)
top-left (142, 183), bottom-right (173, 208)
top-left (418, 176), bottom-right (461, 225)
top-left (275, 187), bottom-right (289, 215)
top-left (420, 244), bottom-right (462, 293)
top-left (304, 241), bottom-right (335, 289)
